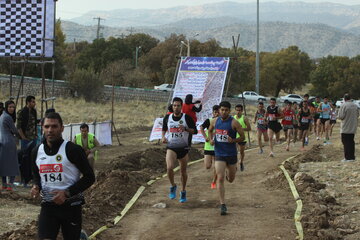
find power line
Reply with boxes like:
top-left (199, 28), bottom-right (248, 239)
top-left (93, 17), bottom-right (105, 39)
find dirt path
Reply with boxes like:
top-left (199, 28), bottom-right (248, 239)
top-left (98, 142), bottom-right (307, 240)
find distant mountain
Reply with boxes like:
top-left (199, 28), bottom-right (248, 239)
top-left (67, 1), bottom-right (360, 35)
top-left (61, 19), bottom-right (360, 58)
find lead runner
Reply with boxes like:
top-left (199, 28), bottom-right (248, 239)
top-left (208, 101), bottom-right (245, 215)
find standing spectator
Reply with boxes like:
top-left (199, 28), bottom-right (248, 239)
top-left (17, 95), bottom-right (37, 150)
top-left (338, 93), bottom-right (359, 162)
top-left (182, 94), bottom-right (202, 123)
top-left (0, 100), bottom-right (20, 191)
top-left (73, 124), bottom-right (100, 169)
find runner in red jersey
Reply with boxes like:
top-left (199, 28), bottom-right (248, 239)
top-left (281, 102), bottom-right (296, 151)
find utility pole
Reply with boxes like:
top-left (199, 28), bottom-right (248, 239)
top-left (127, 27), bottom-right (134, 36)
top-left (73, 38), bottom-right (76, 51)
top-left (255, 0), bottom-right (260, 94)
top-left (93, 17), bottom-right (105, 40)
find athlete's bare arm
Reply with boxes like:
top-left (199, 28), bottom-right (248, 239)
top-left (230, 120), bottom-right (245, 143)
top-left (244, 117), bottom-right (252, 131)
top-left (161, 130), bottom-right (167, 143)
top-left (200, 125), bottom-right (208, 141)
top-left (208, 117), bottom-right (217, 146)
top-left (277, 108), bottom-right (284, 119)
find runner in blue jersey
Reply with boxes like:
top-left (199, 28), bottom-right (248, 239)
top-left (317, 96), bottom-right (332, 144)
top-left (208, 101), bottom-right (245, 215)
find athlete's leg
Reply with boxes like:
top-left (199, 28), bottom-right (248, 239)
top-left (87, 153), bottom-right (95, 170)
top-left (275, 130), bottom-right (281, 143)
top-left (257, 130), bottom-right (263, 151)
top-left (293, 127), bottom-right (298, 144)
top-left (204, 155), bottom-right (212, 169)
top-left (330, 123), bottom-right (335, 137)
top-left (178, 154), bottom-right (189, 191)
top-left (286, 128), bottom-right (293, 150)
top-left (215, 161), bottom-right (227, 205)
top-left (325, 120), bottom-right (330, 141)
top-left (166, 149), bottom-right (177, 186)
top-left (226, 163), bottom-right (237, 183)
top-left (268, 129), bottom-right (274, 152)
top-left (239, 145), bottom-right (245, 165)
top-left (211, 157), bottom-right (217, 183)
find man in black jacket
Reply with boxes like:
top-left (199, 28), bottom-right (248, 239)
top-left (31, 112), bottom-right (95, 240)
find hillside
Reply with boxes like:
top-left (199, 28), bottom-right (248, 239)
top-left (62, 20), bottom-right (360, 58)
top-left (67, 1), bottom-right (360, 35)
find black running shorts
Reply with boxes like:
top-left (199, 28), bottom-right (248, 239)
top-left (268, 121), bottom-right (282, 133)
top-left (167, 148), bottom-right (189, 159)
top-left (237, 141), bottom-right (247, 146)
top-left (38, 205), bottom-right (82, 240)
top-left (320, 118), bottom-right (330, 125)
top-left (299, 124), bottom-right (310, 131)
top-left (215, 156), bottom-right (238, 165)
top-left (204, 150), bottom-right (215, 156)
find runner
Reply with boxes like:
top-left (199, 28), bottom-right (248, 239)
top-left (282, 100), bottom-right (289, 142)
top-left (282, 102), bottom-right (296, 151)
top-left (234, 104), bottom-right (251, 171)
top-left (292, 102), bottom-right (300, 144)
top-left (300, 94), bottom-right (314, 144)
top-left (253, 102), bottom-right (269, 154)
top-left (208, 101), bottom-right (245, 215)
top-left (30, 112), bottom-right (95, 240)
top-left (312, 96), bottom-right (321, 140)
top-left (330, 103), bottom-right (337, 137)
top-left (297, 101), bottom-right (312, 150)
top-left (318, 96), bottom-right (331, 145)
top-left (200, 105), bottom-right (220, 189)
top-left (162, 97), bottom-right (197, 203)
top-left (266, 98), bottom-right (283, 157)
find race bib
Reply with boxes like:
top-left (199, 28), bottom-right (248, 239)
top-left (301, 117), bottom-right (309, 123)
top-left (40, 164), bottom-right (64, 185)
top-left (285, 116), bottom-right (292, 121)
top-left (258, 118), bottom-right (265, 124)
top-left (215, 129), bottom-right (229, 142)
top-left (268, 114), bottom-right (276, 121)
top-left (169, 127), bottom-right (184, 138)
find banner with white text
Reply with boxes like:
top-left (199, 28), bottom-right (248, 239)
top-left (173, 57), bottom-right (230, 123)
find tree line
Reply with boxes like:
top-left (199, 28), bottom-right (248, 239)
top-left (0, 20), bottom-right (359, 101)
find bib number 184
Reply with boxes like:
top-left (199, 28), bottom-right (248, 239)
top-left (43, 173), bottom-right (62, 183)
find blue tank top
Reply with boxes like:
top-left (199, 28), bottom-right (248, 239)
top-left (321, 103), bottom-right (331, 119)
top-left (214, 116), bottom-right (237, 157)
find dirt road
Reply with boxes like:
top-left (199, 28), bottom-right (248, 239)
top-left (98, 142), bottom-right (303, 240)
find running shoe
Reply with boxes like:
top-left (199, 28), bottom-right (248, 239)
top-left (316, 137), bottom-right (320, 140)
top-left (269, 152), bottom-right (274, 157)
top-left (220, 204), bottom-right (227, 215)
top-left (179, 191), bottom-right (187, 203)
top-left (258, 149), bottom-right (264, 154)
top-left (169, 185), bottom-right (177, 199)
top-left (211, 182), bottom-right (216, 189)
top-left (305, 137), bottom-right (309, 145)
top-left (286, 146), bottom-right (289, 151)
top-left (240, 162), bottom-right (244, 171)
top-left (341, 159), bottom-right (355, 162)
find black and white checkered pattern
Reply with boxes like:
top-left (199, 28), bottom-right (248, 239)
top-left (0, 0), bottom-right (52, 57)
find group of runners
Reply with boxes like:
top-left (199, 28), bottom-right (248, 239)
top-left (253, 94), bottom-right (337, 157)
top-left (161, 94), bottom-right (338, 216)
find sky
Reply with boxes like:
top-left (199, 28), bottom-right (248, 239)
top-left (57, 0), bottom-right (360, 19)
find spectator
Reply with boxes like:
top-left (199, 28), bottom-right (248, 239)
top-left (337, 93), bottom-right (359, 162)
top-left (17, 95), bottom-right (37, 150)
top-left (73, 123), bottom-right (100, 169)
top-left (0, 102), bottom-right (3, 116)
top-left (0, 100), bottom-right (20, 191)
top-left (182, 94), bottom-right (202, 123)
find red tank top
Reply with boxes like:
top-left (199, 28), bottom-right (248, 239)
top-left (182, 103), bottom-right (197, 123)
top-left (282, 109), bottom-right (294, 125)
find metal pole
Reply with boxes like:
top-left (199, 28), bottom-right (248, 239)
top-left (9, 57), bottom-right (12, 98)
top-left (255, 0), bottom-right (260, 94)
top-left (187, 39), bottom-right (190, 57)
top-left (165, 57), bottom-right (181, 113)
top-left (52, 60), bottom-right (55, 108)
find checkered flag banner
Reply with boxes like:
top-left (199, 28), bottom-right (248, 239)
top-left (0, 0), bottom-right (55, 57)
